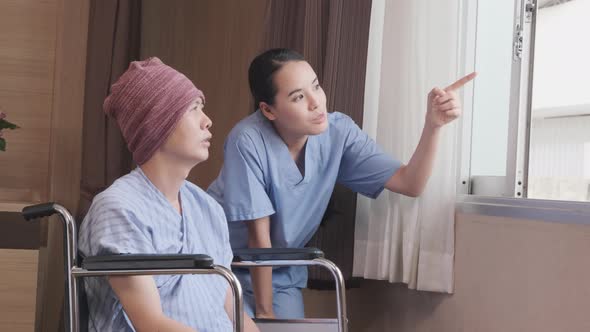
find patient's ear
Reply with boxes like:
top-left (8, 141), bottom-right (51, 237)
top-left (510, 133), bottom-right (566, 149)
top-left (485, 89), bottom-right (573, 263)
top-left (260, 102), bottom-right (277, 121)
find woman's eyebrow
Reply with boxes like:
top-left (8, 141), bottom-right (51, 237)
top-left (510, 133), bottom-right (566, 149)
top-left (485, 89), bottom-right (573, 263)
top-left (287, 77), bottom-right (319, 97)
top-left (288, 88), bottom-right (303, 97)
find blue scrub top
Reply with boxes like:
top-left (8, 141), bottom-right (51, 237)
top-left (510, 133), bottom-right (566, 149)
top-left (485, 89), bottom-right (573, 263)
top-left (208, 110), bottom-right (400, 288)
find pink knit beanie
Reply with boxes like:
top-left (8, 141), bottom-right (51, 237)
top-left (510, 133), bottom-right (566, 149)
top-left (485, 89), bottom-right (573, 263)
top-left (103, 57), bottom-right (205, 165)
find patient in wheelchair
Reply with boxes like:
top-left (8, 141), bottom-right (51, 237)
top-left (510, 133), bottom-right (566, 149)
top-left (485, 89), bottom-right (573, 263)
top-left (78, 57), bottom-right (258, 332)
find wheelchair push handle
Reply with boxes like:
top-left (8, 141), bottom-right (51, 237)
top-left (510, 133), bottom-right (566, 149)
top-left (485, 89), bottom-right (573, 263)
top-left (22, 202), bottom-right (59, 220)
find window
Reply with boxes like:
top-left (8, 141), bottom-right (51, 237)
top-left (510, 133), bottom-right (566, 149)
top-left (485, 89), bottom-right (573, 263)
top-left (461, 0), bottom-right (590, 202)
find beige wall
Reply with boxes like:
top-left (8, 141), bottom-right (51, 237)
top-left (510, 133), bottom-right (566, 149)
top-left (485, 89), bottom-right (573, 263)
top-left (304, 212), bottom-right (590, 332)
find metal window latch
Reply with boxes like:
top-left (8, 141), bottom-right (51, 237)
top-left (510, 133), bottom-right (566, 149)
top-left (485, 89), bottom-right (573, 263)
top-left (525, 0), bottom-right (536, 22)
top-left (513, 0), bottom-right (536, 59)
top-left (514, 24), bottom-right (524, 60)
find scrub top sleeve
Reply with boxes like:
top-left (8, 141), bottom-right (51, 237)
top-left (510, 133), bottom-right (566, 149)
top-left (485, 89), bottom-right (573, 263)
top-left (83, 198), bottom-right (155, 256)
top-left (337, 115), bottom-right (402, 199)
top-left (221, 133), bottom-right (275, 222)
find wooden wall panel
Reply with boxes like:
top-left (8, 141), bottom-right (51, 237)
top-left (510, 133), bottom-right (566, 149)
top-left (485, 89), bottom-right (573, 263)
top-left (37, 0), bottom-right (90, 330)
top-left (0, 0), bottom-right (89, 331)
top-left (141, 0), bottom-right (269, 188)
top-left (0, 249), bottom-right (38, 332)
top-left (0, 0), bottom-right (58, 205)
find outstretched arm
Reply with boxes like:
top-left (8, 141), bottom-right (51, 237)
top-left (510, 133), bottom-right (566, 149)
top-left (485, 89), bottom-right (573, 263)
top-left (386, 72), bottom-right (477, 196)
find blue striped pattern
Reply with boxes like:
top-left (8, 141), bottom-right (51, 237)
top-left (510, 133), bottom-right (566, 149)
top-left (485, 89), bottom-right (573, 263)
top-left (78, 168), bottom-right (233, 331)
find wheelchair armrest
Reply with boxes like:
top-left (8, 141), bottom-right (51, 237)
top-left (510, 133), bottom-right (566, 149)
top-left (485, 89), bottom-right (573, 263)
top-left (81, 254), bottom-right (214, 271)
top-left (232, 248), bottom-right (324, 262)
top-left (21, 202), bottom-right (58, 220)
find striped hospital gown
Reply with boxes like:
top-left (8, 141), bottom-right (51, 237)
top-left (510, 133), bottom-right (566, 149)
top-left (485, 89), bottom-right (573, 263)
top-left (78, 167), bottom-right (233, 331)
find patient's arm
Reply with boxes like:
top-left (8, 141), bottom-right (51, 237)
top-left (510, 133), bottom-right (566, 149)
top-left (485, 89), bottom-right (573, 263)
top-left (224, 287), bottom-right (261, 332)
top-left (108, 275), bottom-right (197, 332)
top-left (246, 216), bottom-right (275, 319)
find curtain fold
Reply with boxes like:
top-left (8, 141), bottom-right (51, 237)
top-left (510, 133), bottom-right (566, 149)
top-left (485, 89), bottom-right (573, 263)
top-left (353, 0), bottom-right (465, 293)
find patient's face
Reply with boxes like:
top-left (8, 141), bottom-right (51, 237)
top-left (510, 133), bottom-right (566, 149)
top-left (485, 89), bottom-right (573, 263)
top-left (160, 97), bottom-right (212, 165)
top-left (263, 60), bottom-right (328, 138)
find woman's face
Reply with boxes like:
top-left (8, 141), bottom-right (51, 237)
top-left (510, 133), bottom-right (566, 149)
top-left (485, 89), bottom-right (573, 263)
top-left (261, 61), bottom-right (328, 138)
top-left (160, 97), bottom-right (212, 165)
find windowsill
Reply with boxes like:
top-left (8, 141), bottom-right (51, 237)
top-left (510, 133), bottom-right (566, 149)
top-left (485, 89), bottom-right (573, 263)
top-left (456, 195), bottom-right (590, 225)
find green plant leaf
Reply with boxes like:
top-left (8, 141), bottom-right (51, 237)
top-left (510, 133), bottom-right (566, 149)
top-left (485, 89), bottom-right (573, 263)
top-left (0, 119), bottom-right (19, 130)
top-left (0, 138), bottom-right (6, 151)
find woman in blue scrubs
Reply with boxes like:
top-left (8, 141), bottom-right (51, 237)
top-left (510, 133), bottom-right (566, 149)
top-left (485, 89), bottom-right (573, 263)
top-left (208, 48), bottom-right (475, 319)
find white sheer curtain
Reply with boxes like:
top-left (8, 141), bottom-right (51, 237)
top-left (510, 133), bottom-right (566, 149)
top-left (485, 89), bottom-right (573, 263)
top-left (353, 0), bottom-right (467, 293)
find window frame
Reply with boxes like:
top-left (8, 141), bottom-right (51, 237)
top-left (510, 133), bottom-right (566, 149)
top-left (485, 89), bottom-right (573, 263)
top-left (459, 0), bottom-right (590, 218)
top-left (459, 0), bottom-right (539, 198)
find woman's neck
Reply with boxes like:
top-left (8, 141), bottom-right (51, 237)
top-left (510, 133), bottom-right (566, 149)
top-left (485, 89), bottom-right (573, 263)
top-left (273, 123), bottom-right (308, 161)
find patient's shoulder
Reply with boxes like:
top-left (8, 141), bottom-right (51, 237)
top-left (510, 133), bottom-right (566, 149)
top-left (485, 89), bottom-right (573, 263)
top-left (86, 170), bottom-right (153, 221)
top-left (183, 181), bottom-right (222, 210)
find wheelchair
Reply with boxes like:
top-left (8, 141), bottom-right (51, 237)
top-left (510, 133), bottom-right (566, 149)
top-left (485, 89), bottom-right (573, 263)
top-left (232, 248), bottom-right (348, 332)
top-left (23, 203), bottom-right (348, 332)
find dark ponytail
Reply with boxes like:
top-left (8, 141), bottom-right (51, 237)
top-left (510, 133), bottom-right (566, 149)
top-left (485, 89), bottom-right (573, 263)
top-left (248, 48), bottom-right (305, 111)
